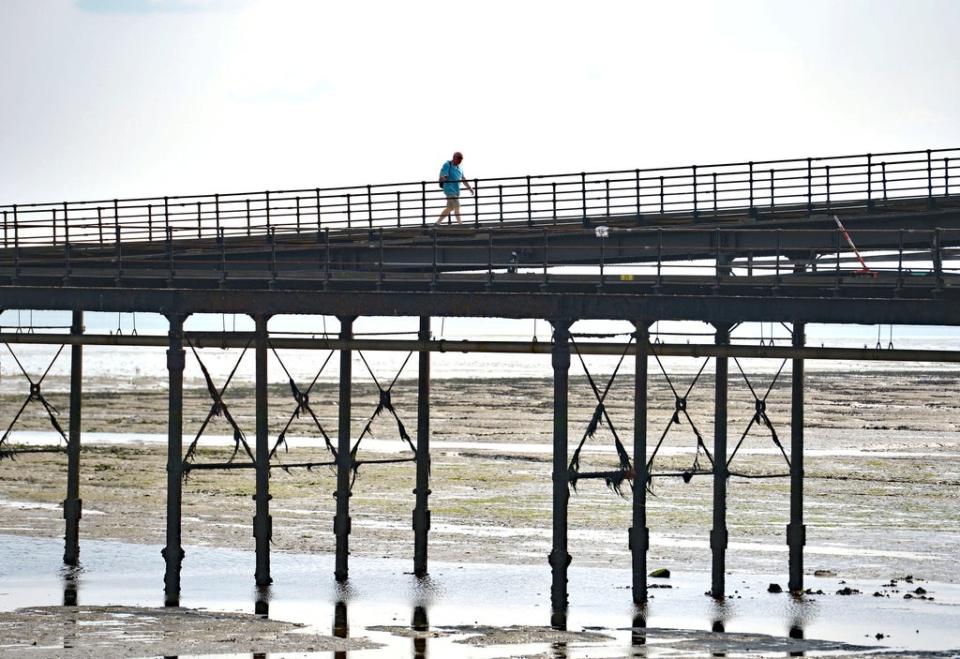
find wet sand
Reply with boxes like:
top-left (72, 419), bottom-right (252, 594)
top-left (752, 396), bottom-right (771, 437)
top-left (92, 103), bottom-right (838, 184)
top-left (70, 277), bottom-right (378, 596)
top-left (1, 370), bottom-right (959, 656)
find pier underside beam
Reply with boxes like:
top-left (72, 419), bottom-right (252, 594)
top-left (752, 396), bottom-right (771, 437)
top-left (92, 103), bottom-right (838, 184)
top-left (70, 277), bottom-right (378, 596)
top-left (63, 310), bottom-right (83, 566)
top-left (788, 323), bottom-right (806, 592)
top-left (413, 316), bottom-right (431, 577)
top-left (335, 316), bottom-right (356, 582)
top-left (710, 322), bottom-right (731, 599)
top-left (254, 314), bottom-right (272, 586)
top-left (549, 317), bottom-right (572, 623)
top-left (631, 321), bottom-right (651, 603)
top-left (163, 314), bottom-right (186, 607)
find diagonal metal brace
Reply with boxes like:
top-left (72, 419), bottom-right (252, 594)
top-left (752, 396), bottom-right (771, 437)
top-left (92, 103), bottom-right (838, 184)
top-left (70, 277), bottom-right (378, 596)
top-left (567, 335), bottom-right (634, 495)
top-left (726, 358), bottom-right (791, 469)
top-left (645, 347), bottom-right (714, 493)
top-left (0, 344), bottom-right (68, 454)
top-left (268, 345), bottom-right (337, 462)
top-left (348, 350), bottom-right (416, 488)
top-left (183, 339), bottom-right (256, 467)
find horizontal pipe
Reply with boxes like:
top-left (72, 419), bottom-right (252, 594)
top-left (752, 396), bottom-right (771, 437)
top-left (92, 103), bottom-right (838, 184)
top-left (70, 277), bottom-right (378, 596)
top-left (2, 331), bottom-right (960, 362)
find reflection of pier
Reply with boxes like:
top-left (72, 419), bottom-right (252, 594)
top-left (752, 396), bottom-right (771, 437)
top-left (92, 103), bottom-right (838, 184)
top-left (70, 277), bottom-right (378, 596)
top-left (1, 148), bottom-right (959, 621)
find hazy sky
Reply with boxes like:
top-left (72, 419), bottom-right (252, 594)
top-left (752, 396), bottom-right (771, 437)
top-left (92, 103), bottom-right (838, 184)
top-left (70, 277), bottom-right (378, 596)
top-left (2, 0), bottom-right (959, 205)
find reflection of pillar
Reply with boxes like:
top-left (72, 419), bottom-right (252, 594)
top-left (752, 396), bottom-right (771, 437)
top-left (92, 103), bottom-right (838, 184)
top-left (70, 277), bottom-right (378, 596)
top-left (62, 568), bottom-right (78, 607)
top-left (333, 600), bottom-right (348, 659)
top-left (631, 609), bottom-right (647, 648)
top-left (710, 323), bottom-right (730, 599)
top-left (549, 318), bottom-right (571, 624)
top-left (788, 323), bottom-right (806, 593)
top-left (412, 604), bottom-right (429, 659)
top-left (413, 316), bottom-right (431, 577)
top-left (254, 314), bottom-right (272, 587)
top-left (63, 310), bottom-right (83, 566)
top-left (163, 314), bottom-right (186, 607)
top-left (335, 317), bottom-right (355, 582)
top-left (631, 321), bottom-right (650, 604)
top-left (255, 584), bottom-right (270, 616)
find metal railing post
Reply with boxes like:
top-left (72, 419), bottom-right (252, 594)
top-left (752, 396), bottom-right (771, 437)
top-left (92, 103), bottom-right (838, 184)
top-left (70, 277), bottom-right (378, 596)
top-left (498, 185), bottom-right (504, 224)
top-left (826, 165), bottom-right (832, 209)
top-left (368, 184), bottom-right (373, 229)
top-left (866, 154), bottom-right (873, 207)
top-left (882, 162), bottom-right (888, 201)
top-left (581, 172), bottom-right (588, 225)
top-left (196, 201), bottom-right (202, 239)
top-left (295, 196), bottom-right (301, 232)
top-left (806, 157), bottom-right (812, 215)
top-left (474, 179), bottom-right (479, 228)
top-left (215, 194), bottom-right (221, 236)
top-left (927, 149), bottom-right (933, 203)
top-left (527, 175), bottom-right (533, 226)
top-left (769, 169), bottom-right (775, 212)
top-left (692, 165), bottom-right (699, 218)
top-left (421, 181), bottom-right (426, 226)
top-left (245, 199), bottom-right (251, 236)
top-left (316, 188), bottom-right (322, 232)
top-left (659, 176), bottom-right (664, 214)
top-left (265, 190), bottom-right (271, 233)
top-left (635, 168), bottom-right (641, 219)
top-left (552, 182), bottom-right (557, 225)
top-left (397, 190), bottom-right (402, 228)
top-left (346, 193), bottom-right (352, 230)
top-left (748, 161), bottom-right (755, 213)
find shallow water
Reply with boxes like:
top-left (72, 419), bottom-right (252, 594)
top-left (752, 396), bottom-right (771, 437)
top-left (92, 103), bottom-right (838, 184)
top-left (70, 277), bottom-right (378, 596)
top-left (1, 534), bottom-right (958, 656)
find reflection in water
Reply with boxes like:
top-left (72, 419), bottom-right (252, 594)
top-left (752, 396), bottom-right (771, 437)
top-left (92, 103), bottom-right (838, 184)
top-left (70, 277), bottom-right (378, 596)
top-left (412, 604), bottom-right (428, 659)
top-left (551, 639), bottom-right (568, 658)
top-left (334, 599), bottom-right (348, 659)
top-left (550, 606), bottom-right (567, 631)
top-left (61, 566), bottom-right (80, 607)
top-left (254, 584), bottom-right (271, 617)
top-left (631, 607), bottom-right (647, 648)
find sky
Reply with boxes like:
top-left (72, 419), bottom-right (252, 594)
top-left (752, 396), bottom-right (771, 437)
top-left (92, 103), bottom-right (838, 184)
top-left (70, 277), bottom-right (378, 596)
top-left (1, 0), bottom-right (959, 205)
top-left (0, 0), bottom-right (959, 348)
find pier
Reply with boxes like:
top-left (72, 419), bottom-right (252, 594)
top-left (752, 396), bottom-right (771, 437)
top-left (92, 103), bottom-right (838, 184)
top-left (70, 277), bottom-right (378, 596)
top-left (1, 147), bottom-right (958, 622)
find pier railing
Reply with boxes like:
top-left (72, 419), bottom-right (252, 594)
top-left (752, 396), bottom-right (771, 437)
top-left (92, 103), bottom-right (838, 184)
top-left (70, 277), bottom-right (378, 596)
top-left (1, 148), bottom-right (957, 249)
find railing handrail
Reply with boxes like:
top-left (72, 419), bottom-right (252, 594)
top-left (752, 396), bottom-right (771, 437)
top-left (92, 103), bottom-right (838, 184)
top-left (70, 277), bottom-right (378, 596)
top-left (3, 147), bottom-right (956, 211)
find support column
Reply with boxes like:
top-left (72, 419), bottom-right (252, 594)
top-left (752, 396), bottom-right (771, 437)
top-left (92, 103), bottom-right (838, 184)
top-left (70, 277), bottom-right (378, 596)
top-left (630, 321), bottom-right (650, 603)
top-left (163, 314), bottom-right (186, 607)
top-left (549, 318), bottom-right (572, 623)
top-left (413, 316), bottom-right (431, 577)
top-left (253, 314), bottom-right (272, 586)
top-left (334, 316), bottom-right (355, 582)
top-left (63, 310), bottom-right (83, 566)
top-left (710, 322), bottom-right (731, 599)
top-left (788, 323), bottom-right (806, 592)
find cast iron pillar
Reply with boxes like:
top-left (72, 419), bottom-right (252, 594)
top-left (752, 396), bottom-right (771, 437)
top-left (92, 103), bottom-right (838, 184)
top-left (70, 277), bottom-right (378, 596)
top-left (710, 322), bottom-right (731, 599)
top-left (413, 316), bottom-right (431, 576)
top-left (163, 314), bottom-right (186, 606)
top-left (788, 323), bottom-right (806, 592)
top-left (549, 318), bottom-right (572, 622)
top-left (253, 314), bottom-right (272, 586)
top-left (630, 321), bottom-right (651, 603)
top-left (63, 310), bottom-right (83, 566)
top-left (335, 316), bottom-right (356, 582)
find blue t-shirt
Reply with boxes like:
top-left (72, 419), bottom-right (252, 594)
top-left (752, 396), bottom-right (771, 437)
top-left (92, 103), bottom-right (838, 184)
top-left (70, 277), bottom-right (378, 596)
top-left (441, 161), bottom-right (463, 196)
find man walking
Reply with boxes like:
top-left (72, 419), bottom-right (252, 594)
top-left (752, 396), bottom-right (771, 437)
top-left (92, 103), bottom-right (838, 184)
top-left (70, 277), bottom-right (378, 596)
top-left (436, 151), bottom-right (473, 224)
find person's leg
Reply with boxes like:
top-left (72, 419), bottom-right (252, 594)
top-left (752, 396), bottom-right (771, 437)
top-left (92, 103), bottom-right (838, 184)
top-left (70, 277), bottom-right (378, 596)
top-left (451, 196), bottom-right (462, 223)
top-left (436, 195), bottom-right (456, 224)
